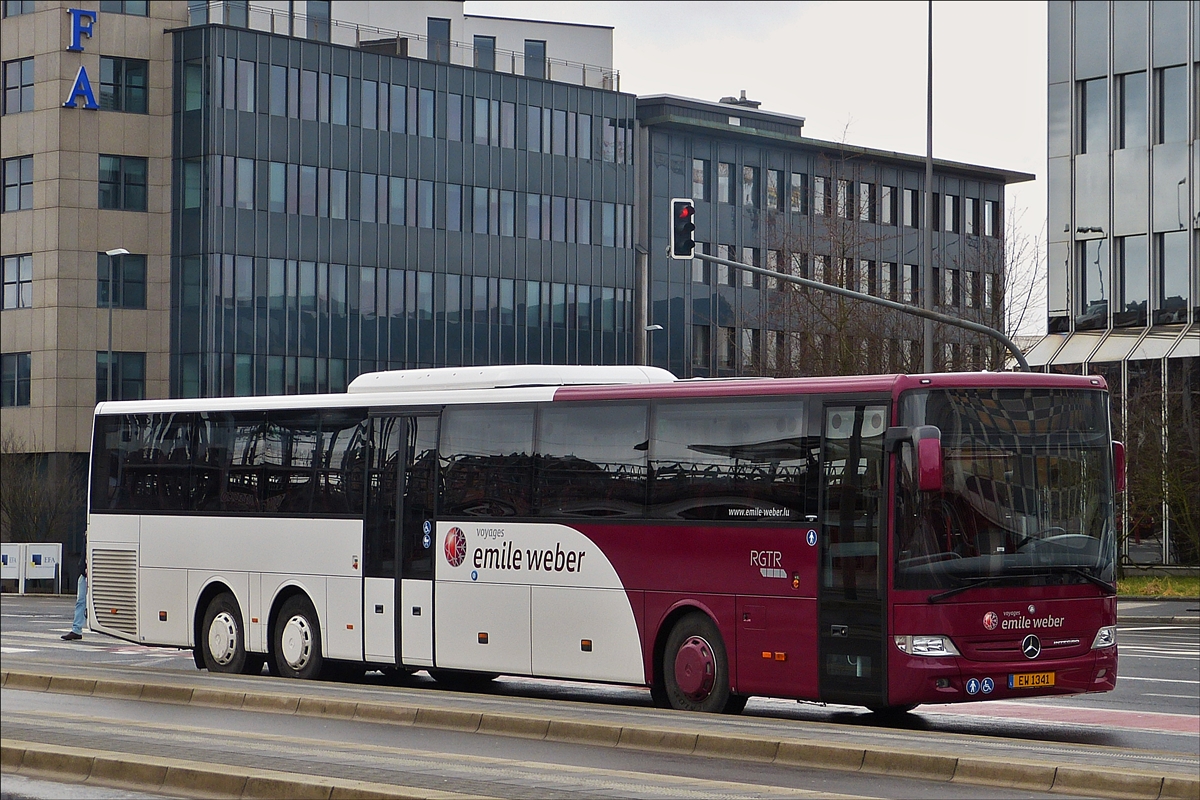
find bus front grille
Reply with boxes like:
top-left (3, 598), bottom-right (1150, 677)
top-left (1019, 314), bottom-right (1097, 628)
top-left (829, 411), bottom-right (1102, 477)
top-left (91, 549), bottom-right (138, 637)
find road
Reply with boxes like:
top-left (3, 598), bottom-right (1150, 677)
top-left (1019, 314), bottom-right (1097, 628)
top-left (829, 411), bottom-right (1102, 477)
top-left (2, 594), bottom-right (1197, 799)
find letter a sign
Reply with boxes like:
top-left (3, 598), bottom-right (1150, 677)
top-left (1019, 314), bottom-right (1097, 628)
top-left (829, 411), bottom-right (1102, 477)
top-left (62, 8), bottom-right (100, 109)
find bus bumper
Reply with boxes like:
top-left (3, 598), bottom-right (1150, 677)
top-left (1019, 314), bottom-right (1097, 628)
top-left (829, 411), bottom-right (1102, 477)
top-left (889, 645), bottom-right (1118, 706)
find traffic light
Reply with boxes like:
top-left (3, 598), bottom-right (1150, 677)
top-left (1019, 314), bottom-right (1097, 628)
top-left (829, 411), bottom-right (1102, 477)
top-left (670, 198), bottom-right (696, 259)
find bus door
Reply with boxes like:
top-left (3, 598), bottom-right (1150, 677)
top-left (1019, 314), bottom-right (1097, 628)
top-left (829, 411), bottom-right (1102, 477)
top-left (363, 414), bottom-right (438, 668)
top-left (818, 403), bottom-right (889, 707)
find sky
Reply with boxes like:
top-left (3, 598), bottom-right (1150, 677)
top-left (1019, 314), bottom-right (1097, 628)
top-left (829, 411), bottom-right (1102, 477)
top-left (468, 1), bottom-right (1050, 331)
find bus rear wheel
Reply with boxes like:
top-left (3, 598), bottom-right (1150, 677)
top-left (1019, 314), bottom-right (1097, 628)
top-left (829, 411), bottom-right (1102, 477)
top-left (661, 612), bottom-right (733, 713)
top-left (201, 592), bottom-right (250, 674)
top-left (273, 596), bottom-right (324, 680)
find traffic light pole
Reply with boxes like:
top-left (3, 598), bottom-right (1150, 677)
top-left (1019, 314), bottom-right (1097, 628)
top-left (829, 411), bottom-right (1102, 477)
top-left (690, 250), bottom-right (1030, 372)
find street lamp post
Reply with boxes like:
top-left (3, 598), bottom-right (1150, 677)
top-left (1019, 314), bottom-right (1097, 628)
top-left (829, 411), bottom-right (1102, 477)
top-left (104, 248), bottom-right (130, 402)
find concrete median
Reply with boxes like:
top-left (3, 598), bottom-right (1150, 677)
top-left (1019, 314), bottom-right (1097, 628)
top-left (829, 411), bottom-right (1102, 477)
top-left (3, 667), bottom-right (1198, 800)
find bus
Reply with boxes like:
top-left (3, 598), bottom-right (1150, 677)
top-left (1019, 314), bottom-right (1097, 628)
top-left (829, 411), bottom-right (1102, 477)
top-left (85, 365), bottom-right (1121, 713)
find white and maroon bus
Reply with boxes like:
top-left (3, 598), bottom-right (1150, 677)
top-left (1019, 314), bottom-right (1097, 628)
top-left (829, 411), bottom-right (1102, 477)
top-left (86, 365), bottom-right (1120, 713)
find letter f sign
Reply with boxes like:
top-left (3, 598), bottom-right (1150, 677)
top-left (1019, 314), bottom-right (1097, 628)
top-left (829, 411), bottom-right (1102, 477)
top-left (67, 8), bottom-right (97, 52)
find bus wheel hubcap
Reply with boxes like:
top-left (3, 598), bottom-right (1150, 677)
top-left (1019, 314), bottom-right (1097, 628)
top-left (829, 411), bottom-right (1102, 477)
top-left (281, 615), bottom-right (312, 670)
top-left (208, 612), bottom-right (238, 665)
top-left (674, 636), bottom-right (716, 700)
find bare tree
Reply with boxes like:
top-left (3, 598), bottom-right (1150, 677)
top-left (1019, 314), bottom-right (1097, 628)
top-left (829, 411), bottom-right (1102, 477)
top-left (0, 433), bottom-right (86, 545)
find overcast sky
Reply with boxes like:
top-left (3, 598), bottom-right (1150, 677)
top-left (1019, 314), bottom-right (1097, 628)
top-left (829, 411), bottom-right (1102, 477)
top-left (469, 0), bottom-right (1050, 330)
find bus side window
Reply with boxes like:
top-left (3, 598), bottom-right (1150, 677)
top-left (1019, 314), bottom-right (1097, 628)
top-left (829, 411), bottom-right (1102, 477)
top-left (535, 402), bottom-right (648, 517)
top-left (439, 405), bottom-right (534, 518)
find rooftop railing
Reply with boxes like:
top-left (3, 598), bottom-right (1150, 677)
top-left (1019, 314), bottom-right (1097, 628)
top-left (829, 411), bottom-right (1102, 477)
top-left (189, 1), bottom-right (619, 91)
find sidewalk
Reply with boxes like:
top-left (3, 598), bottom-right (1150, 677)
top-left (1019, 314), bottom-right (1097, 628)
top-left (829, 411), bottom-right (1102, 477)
top-left (1117, 597), bottom-right (1200, 625)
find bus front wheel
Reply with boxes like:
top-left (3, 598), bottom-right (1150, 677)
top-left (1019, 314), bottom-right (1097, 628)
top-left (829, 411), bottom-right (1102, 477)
top-left (660, 612), bottom-right (733, 713)
top-left (273, 596), bottom-right (324, 680)
top-left (200, 592), bottom-right (251, 674)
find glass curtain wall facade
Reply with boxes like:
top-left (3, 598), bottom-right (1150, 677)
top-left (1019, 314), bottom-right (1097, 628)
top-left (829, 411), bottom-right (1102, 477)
top-left (1039, 1), bottom-right (1199, 565)
top-left (637, 96), bottom-right (1019, 380)
top-left (172, 25), bottom-right (637, 398)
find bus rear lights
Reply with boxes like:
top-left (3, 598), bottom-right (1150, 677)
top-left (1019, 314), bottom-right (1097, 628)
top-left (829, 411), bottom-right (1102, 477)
top-left (478, 632), bottom-right (489, 644)
top-left (158, 611), bottom-right (167, 621)
top-left (760, 651), bottom-right (787, 661)
top-left (894, 635), bottom-right (960, 657)
top-left (1091, 626), bottom-right (1116, 649)
top-left (581, 639), bottom-right (592, 652)
top-left (935, 678), bottom-right (951, 689)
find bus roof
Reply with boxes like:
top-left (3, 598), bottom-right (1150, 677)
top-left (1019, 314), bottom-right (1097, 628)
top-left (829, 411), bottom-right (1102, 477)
top-left (93, 370), bottom-right (1108, 416)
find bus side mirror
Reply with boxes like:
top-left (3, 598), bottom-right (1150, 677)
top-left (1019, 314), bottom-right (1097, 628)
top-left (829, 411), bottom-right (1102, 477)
top-left (1112, 441), bottom-right (1125, 493)
top-left (915, 426), bottom-right (943, 493)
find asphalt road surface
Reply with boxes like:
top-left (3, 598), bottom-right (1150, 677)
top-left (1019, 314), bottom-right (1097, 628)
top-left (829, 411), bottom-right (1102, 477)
top-left (2, 594), bottom-right (1197, 799)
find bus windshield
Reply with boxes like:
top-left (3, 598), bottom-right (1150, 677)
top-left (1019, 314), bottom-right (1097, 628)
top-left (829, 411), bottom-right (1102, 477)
top-left (894, 387), bottom-right (1116, 593)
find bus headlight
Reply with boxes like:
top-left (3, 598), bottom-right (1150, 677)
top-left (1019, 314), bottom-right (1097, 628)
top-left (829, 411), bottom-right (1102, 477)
top-left (1091, 626), bottom-right (1116, 649)
top-left (894, 635), bottom-right (960, 657)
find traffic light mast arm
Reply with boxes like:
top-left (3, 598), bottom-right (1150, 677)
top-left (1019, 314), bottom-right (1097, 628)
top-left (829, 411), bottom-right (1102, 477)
top-left (691, 250), bottom-right (1030, 372)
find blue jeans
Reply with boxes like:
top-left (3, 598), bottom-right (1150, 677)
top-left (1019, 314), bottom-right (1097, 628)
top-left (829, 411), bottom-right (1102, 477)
top-left (72, 574), bottom-right (87, 635)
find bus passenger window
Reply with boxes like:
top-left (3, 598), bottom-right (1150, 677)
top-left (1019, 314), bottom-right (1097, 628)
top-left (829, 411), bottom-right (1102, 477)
top-left (535, 402), bottom-right (648, 517)
top-left (440, 406), bottom-right (535, 518)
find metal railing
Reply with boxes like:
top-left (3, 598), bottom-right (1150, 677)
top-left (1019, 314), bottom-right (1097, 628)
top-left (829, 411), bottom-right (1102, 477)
top-left (190, 1), bottom-right (619, 91)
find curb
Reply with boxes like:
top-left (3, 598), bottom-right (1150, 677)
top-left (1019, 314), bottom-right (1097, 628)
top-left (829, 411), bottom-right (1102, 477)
top-left (1, 740), bottom-right (474, 800)
top-left (1117, 615), bottom-right (1200, 625)
top-left (3, 668), bottom-right (1197, 800)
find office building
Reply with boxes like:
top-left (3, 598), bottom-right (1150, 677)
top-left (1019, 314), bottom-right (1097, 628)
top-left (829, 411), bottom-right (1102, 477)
top-left (1033, 0), bottom-right (1198, 564)
top-left (636, 94), bottom-right (1031, 378)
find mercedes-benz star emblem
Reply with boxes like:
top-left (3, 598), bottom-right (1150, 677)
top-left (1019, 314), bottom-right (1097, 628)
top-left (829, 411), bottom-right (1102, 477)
top-left (1022, 634), bottom-right (1042, 659)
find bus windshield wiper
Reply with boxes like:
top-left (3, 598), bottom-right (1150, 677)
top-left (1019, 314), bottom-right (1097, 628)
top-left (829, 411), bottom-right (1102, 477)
top-left (1058, 566), bottom-right (1116, 595)
top-left (927, 574), bottom-right (1028, 604)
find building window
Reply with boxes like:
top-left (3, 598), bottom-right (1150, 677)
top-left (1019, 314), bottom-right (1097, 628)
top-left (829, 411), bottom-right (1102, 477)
top-left (742, 166), bottom-right (758, 208)
top-left (1079, 76), bottom-right (1107, 154)
top-left (903, 188), bottom-right (919, 227)
top-left (790, 172), bottom-right (808, 214)
top-left (1116, 234), bottom-right (1148, 327)
top-left (692, 325), bottom-right (710, 369)
top-left (964, 197), bottom-right (979, 235)
top-left (524, 40), bottom-right (546, 79)
top-left (718, 327), bottom-right (736, 368)
top-left (692, 158), bottom-right (708, 202)
top-left (99, 155), bottom-right (147, 211)
top-left (2, 253), bottom-right (32, 310)
top-left (741, 247), bottom-right (759, 288)
top-left (717, 162), bottom-right (732, 204)
top-left (99, 1), bottom-right (149, 14)
top-left (1117, 71), bottom-right (1147, 149)
top-left (2, 155), bottom-right (32, 212)
top-left (96, 351), bottom-right (145, 403)
top-left (880, 262), bottom-right (895, 300)
top-left (836, 179), bottom-right (852, 218)
top-left (428, 18), bottom-right (451, 63)
top-left (983, 199), bottom-right (999, 237)
top-left (965, 271), bottom-right (979, 309)
top-left (858, 182), bottom-right (874, 222)
top-left (306, 0), bottom-right (331, 42)
top-left (3, 57), bottom-right (33, 115)
top-left (901, 263), bottom-right (918, 302)
top-left (943, 194), bottom-right (959, 233)
top-left (764, 169), bottom-right (782, 211)
top-left (941, 268), bottom-right (959, 307)
top-left (99, 56), bottom-right (148, 113)
top-left (1155, 230), bottom-right (1188, 324)
top-left (740, 328), bottom-right (760, 369)
top-left (474, 36), bottom-right (496, 71)
top-left (4, 1), bottom-right (36, 16)
top-left (0, 352), bottom-right (31, 407)
top-left (879, 185), bottom-right (896, 225)
top-left (1156, 65), bottom-right (1187, 144)
top-left (983, 272), bottom-right (995, 311)
top-left (1076, 238), bottom-right (1108, 329)
top-left (96, 252), bottom-right (146, 309)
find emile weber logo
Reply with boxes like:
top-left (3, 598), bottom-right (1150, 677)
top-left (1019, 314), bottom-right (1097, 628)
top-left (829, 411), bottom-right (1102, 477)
top-left (444, 527), bottom-right (587, 574)
top-left (983, 604), bottom-right (1066, 632)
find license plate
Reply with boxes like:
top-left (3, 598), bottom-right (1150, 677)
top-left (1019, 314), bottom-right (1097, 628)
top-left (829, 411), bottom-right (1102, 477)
top-left (1008, 671), bottom-right (1055, 689)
